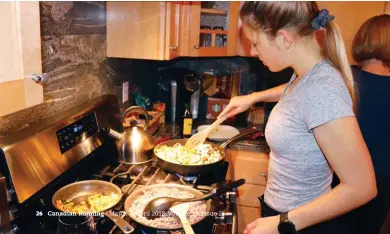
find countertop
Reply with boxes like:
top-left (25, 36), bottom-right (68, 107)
top-left (153, 119), bottom-right (270, 153)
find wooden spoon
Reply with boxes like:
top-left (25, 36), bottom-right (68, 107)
top-left (169, 203), bottom-right (195, 234)
top-left (184, 114), bottom-right (227, 149)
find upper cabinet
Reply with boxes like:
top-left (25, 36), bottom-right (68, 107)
top-left (107, 1), bottom-right (242, 59)
top-left (187, 1), bottom-right (240, 57)
top-left (0, 1), bottom-right (43, 117)
top-left (237, 2), bottom-right (253, 57)
top-left (106, 1), bottom-right (388, 61)
top-left (107, 2), bottom-right (180, 60)
top-left (316, 1), bottom-right (386, 64)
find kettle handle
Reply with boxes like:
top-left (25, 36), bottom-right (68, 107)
top-left (121, 106), bottom-right (150, 130)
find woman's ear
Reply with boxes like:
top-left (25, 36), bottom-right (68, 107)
top-left (275, 29), bottom-right (293, 50)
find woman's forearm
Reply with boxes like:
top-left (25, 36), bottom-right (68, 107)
top-left (250, 83), bottom-right (288, 104)
top-left (289, 182), bottom-right (375, 231)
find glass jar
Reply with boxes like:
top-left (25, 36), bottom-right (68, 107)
top-left (200, 25), bottom-right (211, 47)
top-left (213, 26), bottom-right (224, 47)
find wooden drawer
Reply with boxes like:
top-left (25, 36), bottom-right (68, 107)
top-left (226, 149), bottom-right (269, 185)
top-left (237, 184), bottom-right (265, 208)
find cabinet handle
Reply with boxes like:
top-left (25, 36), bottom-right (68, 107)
top-left (194, 45), bottom-right (200, 49)
top-left (169, 46), bottom-right (178, 50)
top-left (27, 73), bottom-right (48, 84)
top-left (261, 172), bottom-right (267, 177)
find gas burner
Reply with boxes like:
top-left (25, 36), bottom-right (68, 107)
top-left (175, 173), bottom-right (198, 183)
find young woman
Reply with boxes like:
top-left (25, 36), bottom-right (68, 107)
top-left (349, 14), bottom-right (390, 234)
top-left (218, 2), bottom-right (377, 234)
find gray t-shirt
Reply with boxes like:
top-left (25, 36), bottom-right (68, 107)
top-left (264, 61), bottom-right (354, 212)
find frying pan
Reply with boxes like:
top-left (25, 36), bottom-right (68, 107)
top-left (52, 180), bottom-right (134, 233)
top-left (154, 128), bottom-right (262, 176)
top-left (123, 183), bottom-right (212, 231)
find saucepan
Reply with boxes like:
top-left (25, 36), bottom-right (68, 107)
top-left (52, 180), bottom-right (134, 233)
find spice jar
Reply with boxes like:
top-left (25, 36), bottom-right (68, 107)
top-left (200, 25), bottom-right (212, 47)
top-left (213, 26), bottom-right (225, 47)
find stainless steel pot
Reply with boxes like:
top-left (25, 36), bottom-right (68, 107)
top-left (103, 106), bottom-right (155, 164)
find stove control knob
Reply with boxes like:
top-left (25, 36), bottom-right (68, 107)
top-left (6, 189), bottom-right (16, 202)
top-left (226, 191), bottom-right (236, 203)
top-left (12, 224), bottom-right (20, 233)
top-left (214, 214), bottom-right (225, 224)
top-left (9, 205), bottom-right (19, 221)
top-left (223, 212), bottom-right (234, 224)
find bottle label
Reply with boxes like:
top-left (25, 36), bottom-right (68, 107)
top-left (183, 118), bottom-right (193, 135)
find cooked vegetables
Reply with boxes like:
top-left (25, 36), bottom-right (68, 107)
top-left (55, 192), bottom-right (120, 213)
top-left (155, 143), bottom-right (222, 165)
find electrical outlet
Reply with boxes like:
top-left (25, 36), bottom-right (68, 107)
top-left (122, 81), bottom-right (129, 103)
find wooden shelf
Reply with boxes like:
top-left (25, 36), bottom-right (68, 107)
top-left (200, 8), bottom-right (227, 15)
top-left (200, 29), bottom-right (228, 35)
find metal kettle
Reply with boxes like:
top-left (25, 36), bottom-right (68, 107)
top-left (104, 106), bottom-right (155, 164)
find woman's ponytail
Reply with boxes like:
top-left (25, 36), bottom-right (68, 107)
top-left (324, 21), bottom-right (358, 112)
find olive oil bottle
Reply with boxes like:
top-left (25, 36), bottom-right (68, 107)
top-left (182, 103), bottom-right (193, 138)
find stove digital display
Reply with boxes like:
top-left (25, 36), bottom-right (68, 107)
top-left (56, 112), bottom-right (99, 154)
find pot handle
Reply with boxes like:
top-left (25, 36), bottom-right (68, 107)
top-left (105, 211), bottom-right (134, 233)
top-left (121, 106), bottom-right (150, 130)
top-left (220, 128), bottom-right (263, 149)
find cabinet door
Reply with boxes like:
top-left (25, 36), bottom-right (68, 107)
top-left (188, 1), bottom-right (240, 57)
top-left (316, 1), bottom-right (386, 64)
top-left (107, 2), bottom-right (167, 60)
top-left (385, 1), bottom-right (390, 14)
top-left (165, 2), bottom-right (180, 60)
top-left (237, 1), bottom-right (254, 57)
top-left (0, 1), bottom-right (43, 116)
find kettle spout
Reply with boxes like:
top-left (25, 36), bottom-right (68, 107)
top-left (104, 128), bottom-right (122, 141)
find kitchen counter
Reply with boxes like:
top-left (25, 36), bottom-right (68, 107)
top-left (153, 119), bottom-right (270, 153)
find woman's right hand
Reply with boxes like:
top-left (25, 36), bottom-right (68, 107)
top-left (218, 94), bottom-right (254, 118)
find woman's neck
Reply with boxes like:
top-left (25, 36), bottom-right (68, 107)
top-left (290, 37), bottom-right (324, 80)
top-left (362, 59), bottom-right (390, 76)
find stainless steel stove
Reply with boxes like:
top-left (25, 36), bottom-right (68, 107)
top-left (0, 95), bottom-right (237, 234)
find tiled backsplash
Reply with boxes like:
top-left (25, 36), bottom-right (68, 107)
top-left (0, 2), bottom-right (116, 137)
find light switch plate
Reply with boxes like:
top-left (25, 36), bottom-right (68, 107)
top-left (122, 81), bottom-right (129, 103)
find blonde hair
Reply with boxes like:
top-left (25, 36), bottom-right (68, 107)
top-left (352, 14), bottom-right (390, 68)
top-left (240, 2), bottom-right (357, 111)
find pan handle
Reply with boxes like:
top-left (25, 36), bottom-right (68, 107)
top-left (220, 128), bottom-right (263, 149)
top-left (105, 211), bottom-right (134, 233)
top-left (186, 179), bottom-right (245, 202)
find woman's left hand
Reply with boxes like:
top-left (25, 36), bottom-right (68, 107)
top-left (243, 216), bottom-right (279, 234)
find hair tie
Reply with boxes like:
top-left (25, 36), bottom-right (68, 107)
top-left (312, 9), bottom-right (335, 30)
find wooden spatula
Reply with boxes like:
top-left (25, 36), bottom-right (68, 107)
top-left (185, 114), bottom-right (227, 149)
top-left (169, 203), bottom-right (195, 234)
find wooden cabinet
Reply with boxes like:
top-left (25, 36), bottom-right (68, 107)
top-left (187, 1), bottom-right (240, 57)
top-left (237, 2), bottom-right (254, 57)
top-left (107, 1), bottom-right (388, 60)
top-left (107, 1), bottom-right (242, 59)
top-left (0, 1), bottom-right (43, 117)
top-left (107, 2), bottom-right (181, 60)
top-left (316, 1), bottom-right (386, 64)
top-left (225, 149), bottom-right (269, 233)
